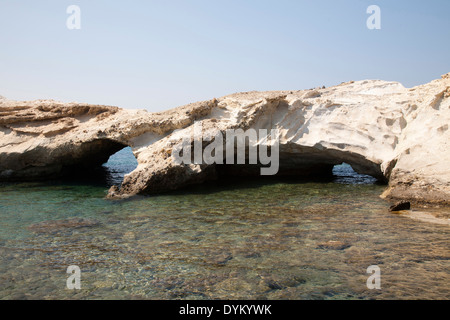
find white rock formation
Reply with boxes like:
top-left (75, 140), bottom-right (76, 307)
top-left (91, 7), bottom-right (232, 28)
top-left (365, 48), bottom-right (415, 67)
top-left (0, 73), bottom-right (449, 205)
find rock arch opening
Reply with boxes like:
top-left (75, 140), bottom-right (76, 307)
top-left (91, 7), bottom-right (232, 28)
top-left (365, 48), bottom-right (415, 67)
top-left (214, 146), bottom-right (387, 185)
top-left (0, 138), bottom-right (133, 182)
top-left (102, 146), bottom-right (138, 187)
top-left (332, 163), bottom-right (379, 184)
top-left (118, 142), bottom-right (389, 198)
top-left (54, 139), bottom-right (134, 185)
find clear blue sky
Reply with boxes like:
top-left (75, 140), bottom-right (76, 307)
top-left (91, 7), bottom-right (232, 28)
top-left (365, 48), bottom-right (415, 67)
top-left (1, 0), bottom-right (449, 111)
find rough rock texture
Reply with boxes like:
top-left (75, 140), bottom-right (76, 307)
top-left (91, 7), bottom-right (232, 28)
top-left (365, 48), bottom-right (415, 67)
top-left (1, 73), bottom-right (449, 205)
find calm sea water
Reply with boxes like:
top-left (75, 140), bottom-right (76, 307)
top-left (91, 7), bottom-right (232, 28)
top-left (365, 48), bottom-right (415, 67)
top-left (0, 147), bottom-right (448, 300)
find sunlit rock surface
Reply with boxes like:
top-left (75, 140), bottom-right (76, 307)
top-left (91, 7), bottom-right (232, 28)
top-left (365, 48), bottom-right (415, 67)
top-left (0, 73), bottom-right (449, 204)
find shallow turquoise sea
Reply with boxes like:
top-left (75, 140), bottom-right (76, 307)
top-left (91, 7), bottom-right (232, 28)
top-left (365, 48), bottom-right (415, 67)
top-left (0, 148), bottom-right (448, 299)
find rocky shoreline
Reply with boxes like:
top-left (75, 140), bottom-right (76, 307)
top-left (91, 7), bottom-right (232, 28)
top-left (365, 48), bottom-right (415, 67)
top-left (1, 73), bottom-right (449, 205)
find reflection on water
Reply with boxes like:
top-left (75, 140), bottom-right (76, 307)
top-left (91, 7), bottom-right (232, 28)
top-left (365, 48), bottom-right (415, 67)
top-left (0, 151), bottom-right (448, 300)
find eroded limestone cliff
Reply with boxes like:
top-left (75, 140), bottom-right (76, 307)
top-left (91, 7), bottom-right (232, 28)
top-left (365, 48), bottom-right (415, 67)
top-left (1, 73), bottom-right (449, 204)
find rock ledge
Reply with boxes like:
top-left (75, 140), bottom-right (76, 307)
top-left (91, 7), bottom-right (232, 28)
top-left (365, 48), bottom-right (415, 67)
top-left (1, 73), bottom-right (449, 205)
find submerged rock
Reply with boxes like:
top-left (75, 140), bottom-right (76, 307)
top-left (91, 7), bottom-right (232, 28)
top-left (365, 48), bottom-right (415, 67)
top-left (205, 252), bottom-right (233, 266)
top-left (1, 73), bottom-right (450, 205)
top-left (317, 240), bottom-right (351, 250)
